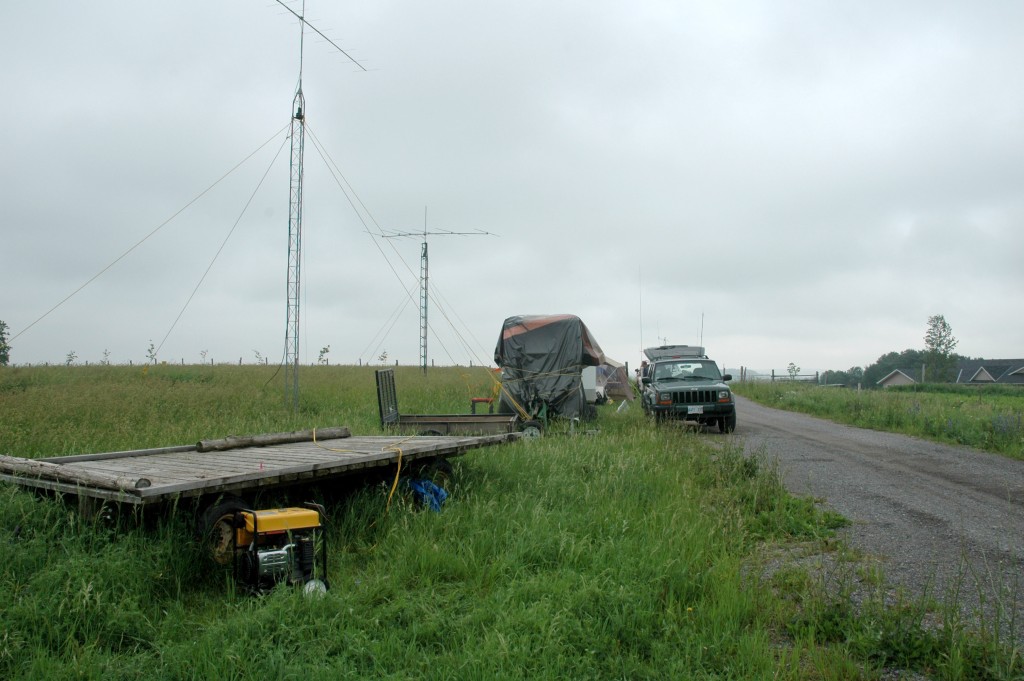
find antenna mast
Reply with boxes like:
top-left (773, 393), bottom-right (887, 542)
top-left (284, 2), bottom-right (306, 411)
top-left (383, 208), bottom-right (494, 373)
top-left (419, 209), bottom-right (429, 374)
top-left (274, 0), bottom-right (366, 410)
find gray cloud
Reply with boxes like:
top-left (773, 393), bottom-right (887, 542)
top-left (2, 0), bottom-right (1021, 373)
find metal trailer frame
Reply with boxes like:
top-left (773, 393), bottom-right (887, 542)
top-left (375, 368), bottom-right (521, 436)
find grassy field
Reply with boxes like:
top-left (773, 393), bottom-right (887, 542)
top-left (1, 365), bottom-right (1020, 679)
top-left (732, 381), bottom-right (1024, 460)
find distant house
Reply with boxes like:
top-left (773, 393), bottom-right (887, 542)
top-left (954, 359), bottom-right (1024, 385)
top-left (877, 369), bottom-right (919, 388)
top-left (876, 360), bottom-right (1024, 387)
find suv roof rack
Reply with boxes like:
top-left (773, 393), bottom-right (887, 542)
top-left (643, 345), bottom-right (707, 361)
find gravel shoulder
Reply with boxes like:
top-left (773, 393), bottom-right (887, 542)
top-left (735, 395), bottom-right (1024, 644)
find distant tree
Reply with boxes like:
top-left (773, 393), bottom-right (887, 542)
top-left (318, 345), bottom-right (331, 365)
top-left (146, 340), bottom-right (157, 365)
top-left (863, 349), bottom-right (926, 388)
top-left (0, 320), bottom-right (10, 366)
top-left (823, 369), bottom-right (845, 385)
top-left (101, 348), bottom-right (111, 366)
top-left (820, 366), bottom-right (864, 388)
top-left (924, 314), bottom-right (958, 382)
top-left (786, 362), bottom-right (800, 380)
top-left (65, 350), bottom-right (77, 366)
top-left (253, 349), bottom-right (264, 364)
top-left (378, 350), bottom-right (388, 365)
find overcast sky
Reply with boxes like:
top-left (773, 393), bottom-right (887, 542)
top-left (2, 1), bottom-right (1022, 374)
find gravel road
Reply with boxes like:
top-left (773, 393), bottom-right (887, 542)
top-left (735, 395), bottom-right (1024, 644)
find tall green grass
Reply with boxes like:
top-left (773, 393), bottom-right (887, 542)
top-left (0, 366), bottom-right (1019, 679)
top-left (734, 381), bottom-right (1024, 460)
top-left (0, 364), bottom-right (490, 457)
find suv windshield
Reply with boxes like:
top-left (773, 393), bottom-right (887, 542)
top-left (652, 360), bottom-right (722, 381)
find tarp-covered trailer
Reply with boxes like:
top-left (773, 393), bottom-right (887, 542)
top-left (494, 314), bottom-right (605, 420)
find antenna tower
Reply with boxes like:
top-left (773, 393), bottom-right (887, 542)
top-left (273, 0), bottom-right (366, 409)
top-left (383, 208), bottom-right (493, 373)
top-left (284, 80), bottom-right (305, 411)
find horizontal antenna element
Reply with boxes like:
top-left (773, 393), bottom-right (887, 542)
top-left (273, 0), bottom-right (367, 72)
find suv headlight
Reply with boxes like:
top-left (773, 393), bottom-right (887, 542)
top-left (657, 392), bottom-right (672, 405)
top-left (717, 390), bottom-right (731, 403)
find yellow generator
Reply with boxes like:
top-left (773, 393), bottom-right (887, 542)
top-left (207, 503), bottom-right (329, 595)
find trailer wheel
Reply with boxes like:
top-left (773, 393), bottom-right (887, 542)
top-left (412, 456), bottom-right (454, 485)
top-left (519, 420), bottom-right (544, 439)
top-left (199, 495), bottom-right (249, 566)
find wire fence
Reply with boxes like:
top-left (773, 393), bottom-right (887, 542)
top-left (737, 367), bottom-right (820, 383)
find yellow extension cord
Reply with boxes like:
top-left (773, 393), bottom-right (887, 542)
top-left (311, 427), bottom-right (416, 513)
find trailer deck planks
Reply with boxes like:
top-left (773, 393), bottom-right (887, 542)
top-left (0, 432), bottom-right (518, 506)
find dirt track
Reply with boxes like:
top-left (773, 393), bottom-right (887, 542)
top-left (735, 395), bottom-right (1024, 643)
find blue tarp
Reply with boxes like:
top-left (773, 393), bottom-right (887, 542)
top-left (403, 478), bottom-right (448, 512)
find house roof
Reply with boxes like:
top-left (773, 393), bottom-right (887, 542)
top-left (955, 359), bottom-right (1024, 384)
top-left (877, 369), bottom-right (917, 386)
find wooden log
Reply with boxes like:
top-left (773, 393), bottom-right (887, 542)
top-left (196, 426), bottom-right (351, 452)
top-left (0, 454), bottom-right (151, 493)
top-left (38, 444), bottom-right (196, 464)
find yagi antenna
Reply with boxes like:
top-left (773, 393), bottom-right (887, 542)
top-left (383, 208), bottom-right (496, 374)
top-left (272, 0), bottom-right (367, 72)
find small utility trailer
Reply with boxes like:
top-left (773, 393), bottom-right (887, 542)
top-left (376, 369), bottom-right (543, 437)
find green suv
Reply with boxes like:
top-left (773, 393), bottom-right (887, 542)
top-left (640, 345), bottom-right (736, 433)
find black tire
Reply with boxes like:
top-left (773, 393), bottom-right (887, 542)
top-left (719, 413), bottom-right (737, 434)
top-left (198, 495), bottom-right (249, 566)
top-left (411, 456), bottom-right (454, 485)
top-left (519, 420), bottom-right (544, 439)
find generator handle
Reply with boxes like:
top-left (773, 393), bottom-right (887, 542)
top-left (304, 501), bottom-right (327, 525)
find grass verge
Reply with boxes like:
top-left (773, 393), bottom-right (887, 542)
top-left (733, 381), bottom-right (1024, 460)
top-left (0, 365), bottom-right (1019, 679)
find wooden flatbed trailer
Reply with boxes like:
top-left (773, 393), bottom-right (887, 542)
top-left (0, 429), bottom-right (518, 507)
top-left (0, 427), bottom-right (520, 592)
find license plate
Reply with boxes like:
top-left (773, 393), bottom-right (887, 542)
top-left (687, 405), bottom-right (703, 415)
